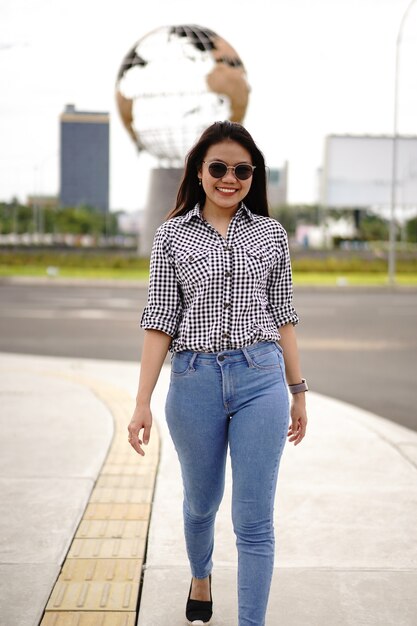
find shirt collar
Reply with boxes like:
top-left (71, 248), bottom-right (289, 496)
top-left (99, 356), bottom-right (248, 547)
top-left (239, 203), bottom-right (255, 222)
top-left (180, 204), bottom-right (202, 223)
top-left (179, 202), bottom-right (255, 223)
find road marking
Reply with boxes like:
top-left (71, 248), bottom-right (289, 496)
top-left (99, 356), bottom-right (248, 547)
top-left (0, 309), bottom-right (140, 322)
top-left (377, 309), bottom-right (417, 316)
top-left (27, 297), bottom-right (140, 308)
top-left (298, 339), bottom-right (411, 350)
top-left (295, 308), bottom-right (336, 316)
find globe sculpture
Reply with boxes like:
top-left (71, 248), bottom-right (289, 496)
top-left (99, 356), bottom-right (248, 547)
top-left (115, 24), bottom-right (250, 253)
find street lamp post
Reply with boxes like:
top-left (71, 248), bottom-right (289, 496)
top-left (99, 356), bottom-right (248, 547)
top-left (389, 0), bottom-right (417, 285)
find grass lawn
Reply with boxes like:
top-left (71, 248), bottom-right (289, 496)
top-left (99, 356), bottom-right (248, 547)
top-left (293, 272), bottom-right (417, 286)
top-left (1, 264), bottom-right (417, 286)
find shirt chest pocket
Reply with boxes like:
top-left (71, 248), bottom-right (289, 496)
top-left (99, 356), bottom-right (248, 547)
top-left (244, 245), bottom-right (276, 281)
top-left (175, 249), bottom-right (212, 286)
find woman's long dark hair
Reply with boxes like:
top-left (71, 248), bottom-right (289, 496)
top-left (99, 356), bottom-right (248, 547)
top-left (166, 121), bottom-right (269, 220)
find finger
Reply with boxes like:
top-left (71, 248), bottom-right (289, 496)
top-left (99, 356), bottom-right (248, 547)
top-left (287, 421), bottom-right (300, 435)
top-left (131, 440), bottom-right (145, 456)
top-left (287, 428), bottom-right (298, 440)
top-left (293, 425), bottom-right (307, 445)
top-left (128, 432), bottom-right (145, 456)
top-left (143, 423), bottom-right (152, 446)
top-left (288, 422), bottom-right (303, 443)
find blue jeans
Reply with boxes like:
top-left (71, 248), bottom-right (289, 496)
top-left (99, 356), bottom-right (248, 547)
top-left (165, 340), bottom-right (290, 626)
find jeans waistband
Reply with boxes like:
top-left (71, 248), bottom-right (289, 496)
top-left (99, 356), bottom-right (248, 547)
top-left (173, 341), bottom-right (283, 367)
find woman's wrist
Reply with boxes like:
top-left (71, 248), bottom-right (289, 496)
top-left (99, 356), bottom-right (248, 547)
top-left (136, 392), bottom-right (151, 406)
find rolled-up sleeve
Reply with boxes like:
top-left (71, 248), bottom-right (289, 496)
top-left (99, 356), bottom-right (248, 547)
top-left (140, 224), bottom-right (182, 336)
top-left (266, 228), bottom-right (299, 328)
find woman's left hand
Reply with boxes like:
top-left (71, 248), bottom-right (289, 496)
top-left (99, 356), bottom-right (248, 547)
top-left (287, 394), bottom-right (307, 445)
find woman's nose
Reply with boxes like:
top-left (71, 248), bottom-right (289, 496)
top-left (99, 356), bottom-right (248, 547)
top-left (222, 168), bottom-right (238, 182)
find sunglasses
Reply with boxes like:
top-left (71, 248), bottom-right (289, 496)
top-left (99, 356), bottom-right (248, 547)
top-left (203, 160), bottom-right (256, 181)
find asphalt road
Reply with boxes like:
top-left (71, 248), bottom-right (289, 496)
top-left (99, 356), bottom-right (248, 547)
top-left (1, 281), bottom-right (416, 431)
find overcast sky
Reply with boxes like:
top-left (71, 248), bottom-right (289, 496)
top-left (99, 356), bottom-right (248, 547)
top-left (1, 0), bottom-right (416, 211)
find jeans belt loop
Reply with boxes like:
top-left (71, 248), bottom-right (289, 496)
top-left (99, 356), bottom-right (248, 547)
top-left (241, 346), bottom-right (255, 368)
top-left (189, 352), bottom-right (198, 371)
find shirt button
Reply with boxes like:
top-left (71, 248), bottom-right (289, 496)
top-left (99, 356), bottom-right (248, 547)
top-left (225, 271), bottom-right (232, 277)
top-left (188, 255), bottom-right (194, 262)
top-left (224, 303), bottom-right (230, 309)
top-left (222, 332), bottom-right (230, 339)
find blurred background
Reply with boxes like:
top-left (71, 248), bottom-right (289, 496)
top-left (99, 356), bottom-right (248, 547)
top-left (1, 0), bottom-right (416, 431)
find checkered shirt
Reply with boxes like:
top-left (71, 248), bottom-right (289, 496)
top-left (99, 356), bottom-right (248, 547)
top-left (140, 202), bottom-right (299, 353)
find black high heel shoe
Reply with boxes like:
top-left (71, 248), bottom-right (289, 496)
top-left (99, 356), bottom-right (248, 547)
top-left (185, 573), bottom-right (213, 625)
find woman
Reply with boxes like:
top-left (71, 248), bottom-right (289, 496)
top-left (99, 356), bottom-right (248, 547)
top-left (128, 121), bottom-right (308, 626)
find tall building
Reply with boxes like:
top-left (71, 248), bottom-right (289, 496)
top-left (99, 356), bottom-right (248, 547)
top-left (267, 162), bottom-right (288, 207)
top-left (60, 104), bottom-right (109, 212)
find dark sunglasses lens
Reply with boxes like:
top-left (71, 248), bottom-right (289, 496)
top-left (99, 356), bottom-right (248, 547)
top-left (235, 164), bottom-right (253, 180)
top-left (208, 162), bottom-right (227, 178)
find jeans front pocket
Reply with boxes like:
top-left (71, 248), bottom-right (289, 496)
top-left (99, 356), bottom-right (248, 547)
top-left (171, 352), bottom-right (193, 377)
top-left (251, 348), bottom-right (282, 371)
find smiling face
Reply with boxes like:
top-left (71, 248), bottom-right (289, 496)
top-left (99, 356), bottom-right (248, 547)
top-left (198, 139), bottom-right (253, 215)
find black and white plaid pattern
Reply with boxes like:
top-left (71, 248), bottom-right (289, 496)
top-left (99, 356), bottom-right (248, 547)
top-left (140, 202), bottom-right (299, 353)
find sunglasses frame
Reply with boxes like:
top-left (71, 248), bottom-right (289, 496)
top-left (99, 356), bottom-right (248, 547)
top-left (202, 160), bottom-right (256, 181)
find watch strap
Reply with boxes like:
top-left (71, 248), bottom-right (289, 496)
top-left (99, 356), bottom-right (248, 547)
top-left (288, 378), bottom-right (309, 394)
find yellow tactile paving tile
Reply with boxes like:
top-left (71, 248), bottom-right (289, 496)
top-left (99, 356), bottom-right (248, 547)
top-left (89, 487), bottom-right (154, 504)
top-left (95, 473), bottom-right (156, 489)
top-left (104, 447), bottom-right (158, 463)
top-left (83, 502), bottom-right (151, 520)
top-left (40, 373), bottom-right (160, 624)
top-left (75, 519), bottom-right (148, 539)
top-left (100, 463), bottom-right (156, 476)
top-left (68, 537), bottom-right (146, 559)
top-left (41, 612), bottom-right (137, 626)
top-left (46, 580), bottom-right (138, 611)
top-left (59, 559), bottom-right (142, 582)
top-left (103, 451), bottom-right (158, 466)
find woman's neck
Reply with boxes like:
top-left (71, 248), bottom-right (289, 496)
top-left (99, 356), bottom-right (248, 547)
top-left (201, 201), bottom-right (240, 224)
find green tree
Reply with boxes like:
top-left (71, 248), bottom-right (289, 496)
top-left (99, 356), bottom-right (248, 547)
top-left (406, 216), bottom-right (417, 243)
top-left (357, 212), bottom-right (389, 241)
top-left (0, 200), bottom-right (121, 237)
top-left (269, 204), bottom-right (320, 235)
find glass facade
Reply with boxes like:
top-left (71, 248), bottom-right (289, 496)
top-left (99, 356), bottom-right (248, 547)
top-left (60, 105), bottom-right (109, 212)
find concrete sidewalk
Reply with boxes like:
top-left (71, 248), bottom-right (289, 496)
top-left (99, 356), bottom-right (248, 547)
top-left (1, 352), bottom-right (417, 626)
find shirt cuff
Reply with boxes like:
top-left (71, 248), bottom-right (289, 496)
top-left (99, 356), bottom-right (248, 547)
top-left (269, 303), bottom-right (299, 328)
top-left (140, 305), bottom-right (181, 337)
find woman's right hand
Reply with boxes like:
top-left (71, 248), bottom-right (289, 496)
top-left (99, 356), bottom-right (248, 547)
top-left (127, 403), bottom-right (152, 456)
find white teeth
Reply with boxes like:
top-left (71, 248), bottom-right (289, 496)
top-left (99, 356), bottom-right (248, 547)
top-left (217, 188), bottom-right (236, 193)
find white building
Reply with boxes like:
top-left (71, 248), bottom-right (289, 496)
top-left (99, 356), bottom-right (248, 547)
top-left (320, 134), bottom-right (417, 223)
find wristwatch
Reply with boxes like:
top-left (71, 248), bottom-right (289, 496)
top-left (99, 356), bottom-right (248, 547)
top-left (288, 378), bottom-right (309, 394)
